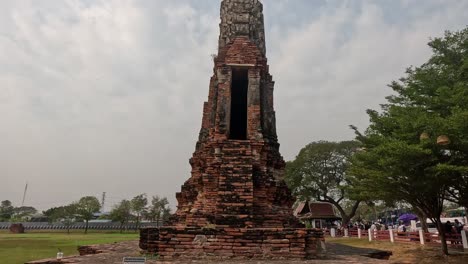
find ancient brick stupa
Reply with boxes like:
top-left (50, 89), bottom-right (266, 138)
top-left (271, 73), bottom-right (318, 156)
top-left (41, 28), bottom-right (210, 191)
top-left (140, 0), bottom-right (324, 260)
top-left (171, 0), bottom-right (296, 229)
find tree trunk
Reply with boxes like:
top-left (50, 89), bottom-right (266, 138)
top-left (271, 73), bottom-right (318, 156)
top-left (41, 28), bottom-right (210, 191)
top-left (342, 216), bottom-right (350, 229)
top-left (436, 219), bottom-right (449, 255)
top-left (67, 225), bottom-right (70, 235)
top-left (136, 214), bottom-right (140, 232)
top-left (421, 215), bottom-right (429, 233)
top-left (120, 222), bottom-right (123, 234)
top-left (85, 219), bottom-right (89, 234)
top-left (373, 206), bottom-right (378, 222)
top-left (414, 209), bottom-right (429, 233)
top-left (332, 200), bottom-right (361, 227)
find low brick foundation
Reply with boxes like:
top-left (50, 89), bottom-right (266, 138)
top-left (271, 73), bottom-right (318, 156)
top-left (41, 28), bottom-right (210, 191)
top-left (78, 245), bottom-right (106, 256)
top-left (9, 223), bottom-right (25, 233)
top-left (140, 227), bottom-right (325, 260)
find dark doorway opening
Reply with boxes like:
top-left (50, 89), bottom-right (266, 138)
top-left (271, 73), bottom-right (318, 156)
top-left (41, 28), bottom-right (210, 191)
top-left (229, 68), bottom-right (248, 140)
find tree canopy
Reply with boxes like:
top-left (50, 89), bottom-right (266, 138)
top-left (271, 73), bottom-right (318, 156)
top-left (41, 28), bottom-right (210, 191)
top-left (131, 194), bottom-right (148, 230)
top-left (76, 196), bottom-right (101, 234)
top-left (285, 140), bottom-right (363, 225)
top-left (43, 204), bottom-right (78, 234)
top-left (145, 195), bottom-right (171, 225)
top-left (349, 27), bottom-right (468, 255)
top-left (109, 199), bottom-right (132, 233)
top-left (0, 200), bottom-right (37, 222)
top-left (0, 200), bottom-right (14, 221)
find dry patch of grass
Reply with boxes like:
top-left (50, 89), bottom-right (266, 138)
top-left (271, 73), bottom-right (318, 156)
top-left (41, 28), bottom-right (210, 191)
top-left (0, 231), bottom-right (138, 264)
top-left (327, 237), bottom-right (468, 264)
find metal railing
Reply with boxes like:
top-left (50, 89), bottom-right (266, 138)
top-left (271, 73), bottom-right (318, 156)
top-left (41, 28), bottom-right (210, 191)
top-left (0, 221), bottom-right (161, 231)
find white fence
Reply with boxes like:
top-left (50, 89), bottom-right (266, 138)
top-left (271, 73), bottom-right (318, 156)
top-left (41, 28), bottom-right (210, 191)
top-left (326, 228), bottom-right (468, 251)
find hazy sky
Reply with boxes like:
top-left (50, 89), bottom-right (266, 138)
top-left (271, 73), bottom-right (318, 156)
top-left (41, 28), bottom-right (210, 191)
top-left (1, 0), bottom-right (467, 211)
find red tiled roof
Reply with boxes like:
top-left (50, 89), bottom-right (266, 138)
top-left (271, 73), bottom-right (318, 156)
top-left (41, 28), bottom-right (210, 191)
top-left (295, 202), bottom-right (341, 220)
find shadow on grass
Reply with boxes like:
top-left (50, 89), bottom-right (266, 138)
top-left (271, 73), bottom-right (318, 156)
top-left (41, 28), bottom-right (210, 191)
top-left (326, 242), bottom-right (392, 260)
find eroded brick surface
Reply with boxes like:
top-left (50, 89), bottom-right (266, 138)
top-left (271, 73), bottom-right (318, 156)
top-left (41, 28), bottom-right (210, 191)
top-left (172, 0), bottom-right (296, 231)
top-left (140, 227), bottom-right (325, 260)
top-left (140, 0), bottom-right (324, 260)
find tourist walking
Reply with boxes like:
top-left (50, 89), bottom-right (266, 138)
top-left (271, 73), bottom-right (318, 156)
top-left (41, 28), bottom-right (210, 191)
top-left (453, 219), bottom-right (463, 234)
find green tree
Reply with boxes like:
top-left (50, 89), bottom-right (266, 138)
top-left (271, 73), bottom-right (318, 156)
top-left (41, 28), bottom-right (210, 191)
top-left (43, 204), bottom-right (78, 234)
top-left (76, 196), bottom-right (101, 234)
top-left (109, 200), bottom-right (132, 233)
top-left (12, 206), bottom-right (37, 221)
top-left (349, 27), bottom-right (468, 255)
top-left (43, 206), bottom-right (64, 223)
top-left (60, 204), bottom-right (78, 234)
top-left (131, 194), bottom-right (147, 231)
top-left (350, 137), bottom-right (450, 252)
top-left (146, 196), bottom-right (171, 225)
top-left (0, 200), bottom-right (14, 221)
top-left (285, 141), bottom-right (363, 226)
top-left (162, 207), bottom-right (171, 224)
top-left (348, 201), bottom-right (381, 223)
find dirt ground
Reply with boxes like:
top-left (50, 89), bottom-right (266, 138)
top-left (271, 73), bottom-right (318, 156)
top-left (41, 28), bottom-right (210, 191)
top-left (326, 238), bottom-right (468, 264)
top-left (26, 239), bottom-right (468, 264)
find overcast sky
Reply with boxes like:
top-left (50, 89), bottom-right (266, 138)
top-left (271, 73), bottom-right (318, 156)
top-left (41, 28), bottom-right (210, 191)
top-left (1, 0), bottom-right (467, 211)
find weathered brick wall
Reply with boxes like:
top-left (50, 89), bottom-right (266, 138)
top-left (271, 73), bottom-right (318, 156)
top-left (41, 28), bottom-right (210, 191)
top-left (172, 33), bottom-right (294, 230)
top-left (141, 0), bottom-right (326, 260)
top-left (9, 223), bottom-right (25, 233)
top-left (173, 138), bottom-right (296, 228)
top-left (219, 0), bottom-right (266, 55)
top-left (140, 227), bottom-right (324, 260)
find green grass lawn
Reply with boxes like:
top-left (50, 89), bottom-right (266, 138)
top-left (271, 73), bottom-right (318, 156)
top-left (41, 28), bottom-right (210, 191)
top-left (0, 231), bottom-right (139, 264)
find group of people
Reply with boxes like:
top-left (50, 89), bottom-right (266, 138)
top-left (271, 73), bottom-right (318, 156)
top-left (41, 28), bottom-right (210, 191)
top-left (347, 219), bottom-right (467, 234)
top-left (444, 219), bottom-right (465, 234)
top-left (347, 222), bottom-right (389, 231)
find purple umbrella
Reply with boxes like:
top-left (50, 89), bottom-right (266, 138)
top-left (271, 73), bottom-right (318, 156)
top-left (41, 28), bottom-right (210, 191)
top-left (398, 213), bottom-right (418, 223)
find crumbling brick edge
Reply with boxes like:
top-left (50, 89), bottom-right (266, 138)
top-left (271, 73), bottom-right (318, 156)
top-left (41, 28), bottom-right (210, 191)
top-left (140, 226), bottom-right (326, 260)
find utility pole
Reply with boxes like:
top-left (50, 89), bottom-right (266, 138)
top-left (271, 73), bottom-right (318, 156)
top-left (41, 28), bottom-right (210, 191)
top-left (101, 192), bottom-right (106, 213)
top-left (21, 182), bottom-right (28, 206)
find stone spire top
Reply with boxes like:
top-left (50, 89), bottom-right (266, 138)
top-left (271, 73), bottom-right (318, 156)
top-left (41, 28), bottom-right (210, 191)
top-left (218, 0), bottom-right (266, 55)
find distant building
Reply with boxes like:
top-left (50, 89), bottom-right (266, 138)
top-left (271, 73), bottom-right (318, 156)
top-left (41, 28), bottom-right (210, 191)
top-left (89, 219), bottom-right (112, 223)
top-left (29, 214), bottom-right (48, 222)
top-left (294, 201), bottom-right (341, 229)
top-left (444, 207), bottom-right (466, 218)
top-left (92, 212), bottom-right (109, 219)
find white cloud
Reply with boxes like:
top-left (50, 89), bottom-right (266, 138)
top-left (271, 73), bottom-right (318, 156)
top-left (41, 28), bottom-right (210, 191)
top-left (268, 0), bottom-right (468, 159)
top-left (0, 0), bottom-right (218, 209)
top-left (0, 0), bottom-right (467, 210)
